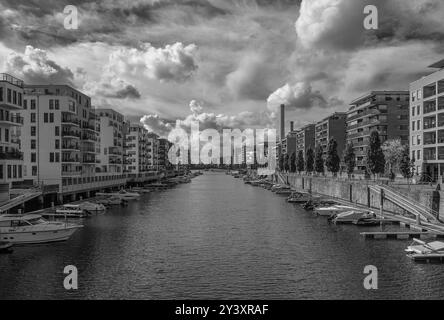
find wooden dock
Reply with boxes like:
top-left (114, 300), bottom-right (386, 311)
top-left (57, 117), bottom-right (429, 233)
top-left (360, 231), bottom-right (444, 240)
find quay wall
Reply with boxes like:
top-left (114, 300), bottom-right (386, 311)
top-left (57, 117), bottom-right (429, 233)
top-left (278, 173), bottom-right (444, 221)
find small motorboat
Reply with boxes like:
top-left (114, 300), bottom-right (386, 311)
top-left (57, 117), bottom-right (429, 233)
top-left (51, 204), bottom-right (89, 218)
top-left (314, 205), bottom-right (358, 217)
top-left (79, 202), bottom-right (106, 213)
top-left (353, 217), bottom-right (381, 226)
top-left (0, 241), bottom-right (13, 254)
top-left (287, 192), bottom-right (312, 203)
top-left (330, 210), bottom-right (376, 224)
top-left (405, 238), bottom-right (444, 262)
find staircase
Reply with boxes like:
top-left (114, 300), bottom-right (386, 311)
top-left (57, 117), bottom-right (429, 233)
top-left (369, 184), bottom-right (441, 224)
top-left (0, 190), bottom-right (42, 213)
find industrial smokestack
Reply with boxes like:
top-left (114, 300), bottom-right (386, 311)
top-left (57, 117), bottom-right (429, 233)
top-left (280, 104), bottom-right (285, 140)
top-left (290, 121), bottom-right (294, 132)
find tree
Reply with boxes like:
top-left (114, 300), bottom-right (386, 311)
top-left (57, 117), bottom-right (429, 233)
top-left (381, 139), bottom-right (404, 174)
top-left (296, 150), bottom-right (305, 173)
top-left (325, 138), bottom-right (340, 176)
top-left (315, 145), bottom-right (324, 175)
top-left (399, 148), bottom-right (414, 181)
top-left (284, 153), bottom-right (290, 172)
top-left (289, 152), bottom-right (296, 173)
top-left (306, 148), bottom-right (314, 174)
top-left (366, 131), bottom-right (386, 178)
top-left (278, 153), bottom-right (285, 172)
top-left (343, 143), bottom-right (356, 177)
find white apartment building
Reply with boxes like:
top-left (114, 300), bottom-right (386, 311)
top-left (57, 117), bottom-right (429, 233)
top-left (146, 132), bottom-right (159, 170)
top-left (21, 85), bottom-right (125, 201)
top-left (0, 73), bottom-right (25, 198)
top-left (410, 59), bottom-right (444, 182)
top-left (96, 108), bottom-right (125, 175)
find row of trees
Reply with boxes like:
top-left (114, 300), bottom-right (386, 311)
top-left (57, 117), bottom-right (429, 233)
top-left (279, 131), bottom-right (414, 180)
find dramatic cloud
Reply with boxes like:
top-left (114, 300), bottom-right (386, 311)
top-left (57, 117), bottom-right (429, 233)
top-left (4, 45), bottom-right (75, 85)
top-left (140, 114), bottom-right (174, 138)
top-left (267, 82), bottom-right (327, 111)
top-left (107, 42), bottom-right (198, 83)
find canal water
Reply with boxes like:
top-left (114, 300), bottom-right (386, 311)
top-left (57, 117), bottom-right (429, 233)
top-left (1, 172), bottom-right (443, 299)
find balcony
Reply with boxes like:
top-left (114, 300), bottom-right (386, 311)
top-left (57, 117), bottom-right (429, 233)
top-left (82, 158), bottom-right (96, 164)
top-left (62, 157), bottom-right (80, 163)
top-left (61, 115), bottom-right (80, 126)
top-left (62, 144), bottom-right (80, 151)
top-left (62, 131), bottom-right (81, 139)
top-left (0, 150), bottom-right (23, 160)
top-left (0, 73), bottom-right (24, 88)
top-left (62, 170), bottom-right (81, 176)
top-left (82, 123), bottom-right (96, 131)
top-left (424, 83), bottom-right (437, 99)
top-left (0, 114), bottom-right (23, 126)
top-left (82, 135), bottom-right (96, 142)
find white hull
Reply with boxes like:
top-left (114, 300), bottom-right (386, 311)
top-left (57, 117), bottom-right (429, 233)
top-left (0, 226), bottom-right (80, 244)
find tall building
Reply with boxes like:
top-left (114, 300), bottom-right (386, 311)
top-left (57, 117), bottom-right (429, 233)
top-left (96, 108), bottom-right (125, 175)
top-left (346, 91), bottom-right (409, 173)
top-left (295, 124), bottom-right (315, 156)
top-left (315, 112), bottom-right (347, 159)
top-left (21, 85), bottom-right (125, 201)
top-left (0, 73), bottom-right (25, 196)
top-left (146, 132), bottom-right (159, 170)
top-left (410, 59), bottom-right (444, 181)
top-left (158, 138), bottom-right (172, 170)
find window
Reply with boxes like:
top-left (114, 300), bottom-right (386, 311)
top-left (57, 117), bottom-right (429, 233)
top-left (44, 113), bottom-right (48, 123)
top-left (0, 87), bottom-right (2, 102)
top-left (411, 106), bottom-right (415, 117)
top-left (13, 165), bottom-right (17, 178)
top-left (0, 164), bottom-right (2, 179)
top-left (23, 99), bottom-right (27, 109)
top-left (31, 100), bottom-right (36, 109)
top-left (18, 165), bottom-right (22, 178)
top-left (7, 89), bottom-right (11, 103)
top-left (31, 153), bottom-right (36, 163)
top-left (32, 166), bottom-right (37, 176)
top-left (7, 165), bottom-right (11, 179)
top-left (49, 99), bottom-right (54, 110)
top-left (55, 126), bottom-right (60, 136)
top-left (31, 140), bottom-right (36, 149)
top-left (55, 153), bottom-right (59, 162)
top-left (412, 121), bottom-right (415, 131)
top-left (18, 93), bottom-right (22, 106)
top-left (55, 100), bottom-right (59, 110)
top-left (31, 113), bottom-right (36, 123)
top-left (50, 153), bottom-right (54, 162)
top-left (13, 91), bottom-right (16, 104)
top-left (49, 113), bottom-right (54, 123)
top-left (31, 126), bottom-right (36, 136)
top-left (5, 129), bottom-right (8, 142)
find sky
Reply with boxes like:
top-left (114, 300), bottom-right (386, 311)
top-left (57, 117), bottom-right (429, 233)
top-left (1, 0), bottom-right (444, 137)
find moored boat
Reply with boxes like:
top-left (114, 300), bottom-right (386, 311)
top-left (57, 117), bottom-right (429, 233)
top-left (79, 202), bottom-right (106, 213)
top-left (96, 190), bottom-right (140, 200)
top-left (51, 204), bottom-right (88, 218)
top-left (314, 205), bottom-right (358, 217)
top-left (330, 210), bottom-right (376, 224)
top-left (405, 238), bottom-right (444, 262)
top-left (287, 192), bottom-right (312, 203)
top-left (0, 214), bottom-right (82, 244)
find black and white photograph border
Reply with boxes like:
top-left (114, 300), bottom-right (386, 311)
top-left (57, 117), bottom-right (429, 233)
top-left (0, 0), bottom-right (443, 307)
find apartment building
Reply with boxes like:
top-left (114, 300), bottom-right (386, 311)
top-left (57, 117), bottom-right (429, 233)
top-left (346, 91), bottom-right (409, 173)
top-left (146, 132), bottom-right (159, 170)
top-left (410, 59), bottom-right (444, 181)
top-left (315, 112), bottom-right (347, 159)
top-left (96, 108), bottom-right (125, 175)
top-left (0, 73), bottom-right (25, 198)
top-left (158, 138), bottom-right (172, 170)
top-left (295, 124), bottom-right (315, 156)
top-left (21, 85), bottom-right (125, 200)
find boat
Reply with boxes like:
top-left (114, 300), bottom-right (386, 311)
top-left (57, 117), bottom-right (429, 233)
top-left (0, 241), bottom-right (13, 253)
top-left (0, 214), bottom-right (82, 244)
top-left (314, 205), bottom-right (358, 217)
top-left (287, 192), bottom-right (312, 203)
top-left (131, 187), bottom-right (152, 194)
top-left (405, 238), bottom-right (444, 262)
top-left (79, 202), bottom-right (106, 213)
top-left (330, 210), bottom-right (376, 224)
top-left (53, 204), bottom-right (89, 218)
top-left (353, 217), bottom-right (381, 226)
top-left (96, 190), bottom-right (140, 200)
top-left (96, 197), bottom-right (126, 206)
top-left (276, 189), bottom-right (293, 195)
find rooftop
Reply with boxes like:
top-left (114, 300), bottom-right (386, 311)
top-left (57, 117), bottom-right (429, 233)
top-left (0, 73), bottom-right (24, 88)
top-left (428, 58), bottom-right (444, 69)
top-left (350, 90), bottom-right (409, 106)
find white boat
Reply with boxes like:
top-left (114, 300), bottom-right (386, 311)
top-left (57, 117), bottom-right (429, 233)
top-left (331, 210), bottom-right (376, 224)
top-left (79, 201), bottom-right (106, 212)
top-left (96, 190), bottom-right (140, 200)
top-left (314, 205), bottom-right (358, 217)
top-left (0, 214), bottom-right (82, 244)
top-left (287, 192), bottom-right (312, 203)
top-left (131, 187), bottom-right (151, 194)
top-left (405, 238), bottom-right (444, 262)
top-left (54, 204), bottom-right (88, 218)
top-left (96, 197), bottom-right (126, 206)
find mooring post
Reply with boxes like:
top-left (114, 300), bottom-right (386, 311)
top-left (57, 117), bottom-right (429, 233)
top-left (380, 189), bottom-right (384, 228)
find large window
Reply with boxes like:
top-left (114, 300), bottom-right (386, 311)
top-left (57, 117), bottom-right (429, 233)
top-left (0, 87), bottom-right (3, 102)
top-left (424, 131), bottom-right (436, 145)
top-left (424, 83), bottom-right (437, 99)
top-left (424, 100), bottom-right (437, 114)
top-left (424, 115), bottom-right (436, 129)
top-left (424, 147), bottom-right (436, 160)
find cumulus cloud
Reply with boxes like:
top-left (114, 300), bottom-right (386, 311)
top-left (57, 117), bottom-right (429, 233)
top-left (267, 82), bottom-right (328, 112)
top-left (4, 45), bottom-right (75, 85)
top-left (140, 114), bottom-right (174, 138)
top-left (107, 42), bottom-right (198, 82)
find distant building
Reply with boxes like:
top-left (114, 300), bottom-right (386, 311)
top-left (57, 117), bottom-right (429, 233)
top-left (346, 91), bottom-right (409, 173)
top-left (315, 112), bottom-right (347, 159)
top-left (295, 124), bottom-right (315, 157)
top-left (158, 138), bottom-right (172, 170)
top-left (410, 59), bottom-right (444, 181)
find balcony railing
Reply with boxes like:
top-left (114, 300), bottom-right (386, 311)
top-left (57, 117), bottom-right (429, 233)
top-left (62, 144), bottom-right (80, 150)
top-left (0, 73), bottom-right (24, 88)
top-left (61, 117), bottom-right (80, 126)
top-left (62, 131), bottom-right (81, 138)
top-left (62, 158), bottom-right (80, 163)
top-left (0, 150), bottom-right (23, 160)
top-left (0, 114), bottom-right (23, 125)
